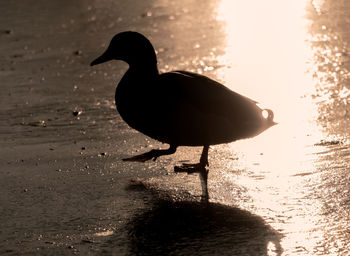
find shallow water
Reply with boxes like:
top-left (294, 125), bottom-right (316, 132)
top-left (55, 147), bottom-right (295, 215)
top-left (1, 0), bottom-right (350, 255)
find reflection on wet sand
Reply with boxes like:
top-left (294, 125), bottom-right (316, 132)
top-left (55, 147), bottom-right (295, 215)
top-left (307, 0), bottom-right (350, 139)
top-left (120, 182), bottom-right (282, 256)
top-left (305, 0), bottom-right (350, 254)
top-left (128, 201), bottom-right (281, 256)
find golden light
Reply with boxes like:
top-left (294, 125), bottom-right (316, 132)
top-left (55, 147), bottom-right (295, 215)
top-left (215, 0), bottom-right (324, 173)
top-left (213, 0), bottom-right (333, 254)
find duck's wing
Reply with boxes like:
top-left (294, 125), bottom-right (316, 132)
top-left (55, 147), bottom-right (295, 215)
top-left (157, 71), bottom-right (262, 122)
top-left (151, 71), bottom-right (266, 145)
top-left (173, 70), bottom-right (258, 104)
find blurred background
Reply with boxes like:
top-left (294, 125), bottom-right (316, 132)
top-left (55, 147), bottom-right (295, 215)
top-left (1, 0), bottom-right (350, 255)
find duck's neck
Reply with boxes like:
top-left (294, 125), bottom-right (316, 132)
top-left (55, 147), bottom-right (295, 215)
top-left (129, 62), bottom-right (159, 77)
top-left (116, 61), bottom-right (158, 108)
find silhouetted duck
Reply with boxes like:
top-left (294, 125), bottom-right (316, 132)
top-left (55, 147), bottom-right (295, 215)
top-left (91, 31), bottom-right (276, 201)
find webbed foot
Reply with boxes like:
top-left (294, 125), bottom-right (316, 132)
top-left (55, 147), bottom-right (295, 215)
top-left (123, 145), bottom-right (177, 162)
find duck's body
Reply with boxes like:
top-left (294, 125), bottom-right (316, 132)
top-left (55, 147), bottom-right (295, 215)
top-left (91, 31), bottom-right (276, 201)
top-left (116, 69), bottom-right (271, 146)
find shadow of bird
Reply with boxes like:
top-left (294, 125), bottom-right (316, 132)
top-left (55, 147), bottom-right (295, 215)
top-left (91, 31), bottom-right (276, 202)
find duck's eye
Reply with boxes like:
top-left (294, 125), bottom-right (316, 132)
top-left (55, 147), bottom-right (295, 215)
top-left (262, 109), bottom-right (269, 119)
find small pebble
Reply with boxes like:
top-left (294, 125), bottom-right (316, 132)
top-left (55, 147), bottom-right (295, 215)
top-left (73, 110), bottom-right (82, 116)
top-left (81, 239), bottom-right (93, 244)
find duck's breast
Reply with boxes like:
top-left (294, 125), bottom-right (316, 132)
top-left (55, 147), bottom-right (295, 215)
top-left (115, 70), bottom-right (172, 142)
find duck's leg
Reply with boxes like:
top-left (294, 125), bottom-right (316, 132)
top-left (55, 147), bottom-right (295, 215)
top-left (123, 144), bottom-right (177, 162)
top-left (174, 145), bottom-right (210, 202)
top-left (199, 145), bottom-right (209, 202)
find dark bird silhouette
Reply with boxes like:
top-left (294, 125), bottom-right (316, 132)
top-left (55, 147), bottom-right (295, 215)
top-left (91, 31), bottom-right (276, 201)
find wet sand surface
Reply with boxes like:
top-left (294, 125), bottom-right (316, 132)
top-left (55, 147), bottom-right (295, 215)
top-left (1, 0), bottom-right (350, 255)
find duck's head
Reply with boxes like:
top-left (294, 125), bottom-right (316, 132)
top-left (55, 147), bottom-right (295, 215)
top-left (90, 31), bottom-right (157, 67)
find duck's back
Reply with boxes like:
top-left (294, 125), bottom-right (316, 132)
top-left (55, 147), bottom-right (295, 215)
top-left (116, 70), bottom-right (269, 146)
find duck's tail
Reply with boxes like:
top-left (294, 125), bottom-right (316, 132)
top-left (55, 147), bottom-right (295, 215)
top-left (263, 109), bottom-right (277, 127)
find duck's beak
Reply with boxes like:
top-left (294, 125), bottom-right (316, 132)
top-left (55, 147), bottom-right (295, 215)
top-left (90, 50), bottom-right (112, 66)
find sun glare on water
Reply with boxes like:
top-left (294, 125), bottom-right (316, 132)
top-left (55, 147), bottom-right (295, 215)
top-left (213, 0), bottom-right (331, 254)
top-left (215, 0), bottom-right (324, 174)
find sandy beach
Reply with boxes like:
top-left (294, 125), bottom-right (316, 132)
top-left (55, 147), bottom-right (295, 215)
top-left (1, 0), bottom-right (350, 255)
